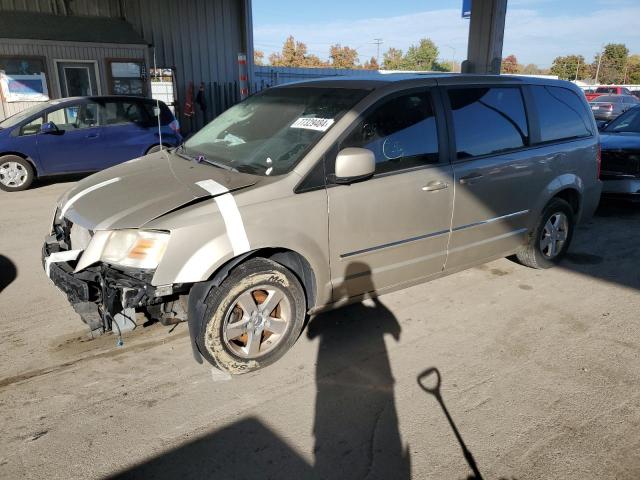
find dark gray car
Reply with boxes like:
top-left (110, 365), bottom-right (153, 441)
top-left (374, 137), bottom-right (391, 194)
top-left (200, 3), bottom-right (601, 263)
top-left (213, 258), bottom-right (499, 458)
top-left (590, 94), bottom-right (640, 121)
top-left (42, 74), bottom-right (602, 373)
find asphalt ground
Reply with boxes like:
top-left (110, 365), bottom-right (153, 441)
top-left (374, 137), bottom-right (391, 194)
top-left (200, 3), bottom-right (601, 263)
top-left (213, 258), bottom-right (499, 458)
top-left (1, 179), bottom-right (639, 479)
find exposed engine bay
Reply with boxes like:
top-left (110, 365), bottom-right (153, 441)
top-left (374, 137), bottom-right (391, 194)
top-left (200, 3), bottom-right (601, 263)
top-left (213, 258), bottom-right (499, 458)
top-left (43, 214), bottom-right (188, 337)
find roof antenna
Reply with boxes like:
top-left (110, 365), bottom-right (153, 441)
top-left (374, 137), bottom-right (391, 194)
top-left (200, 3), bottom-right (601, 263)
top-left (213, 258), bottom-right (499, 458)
top-left (153, 47), bottom-right (163, 152)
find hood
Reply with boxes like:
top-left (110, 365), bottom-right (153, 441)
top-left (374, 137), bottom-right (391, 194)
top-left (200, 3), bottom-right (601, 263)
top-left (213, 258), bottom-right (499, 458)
top-left (599, 132), bottom-right (640, 151)
top-left (58, 151), bottom-right (258, 230)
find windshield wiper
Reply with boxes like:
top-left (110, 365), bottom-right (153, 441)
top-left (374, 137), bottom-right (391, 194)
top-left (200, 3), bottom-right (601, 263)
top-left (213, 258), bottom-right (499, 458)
top-left (175, 145), bottom-right (238, 172)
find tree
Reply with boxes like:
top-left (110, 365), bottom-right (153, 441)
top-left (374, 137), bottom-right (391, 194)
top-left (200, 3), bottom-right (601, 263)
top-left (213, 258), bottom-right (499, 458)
top-left (329, 44), bottom-right (359, 69)
top-left (594, 43), bottom-right (629, 84)
top-left (254, 50), bottom-right (264, 66)
top-left (382, 48), bottom-right (403, 70)
top-left (626, 54), bottom-right (640, 84)
top-left (268, 36), bottom-right (326, 68)
top-left (363, 56), bottom-right (380, 70)
top-left (501, 54), bottom-right (520, 74)
top-left (401, 38), bottom-right (439, 71)
top-left (521, 63), bottom-right (542, 75)
top-left (550, 54), bottom-right (590, 80)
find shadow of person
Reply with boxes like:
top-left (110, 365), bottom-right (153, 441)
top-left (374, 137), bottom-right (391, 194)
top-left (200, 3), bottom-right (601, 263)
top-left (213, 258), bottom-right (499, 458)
top-left (306, 262), bottom-right (410, 479)
top-left (0, 255), bottom-right (17, 294)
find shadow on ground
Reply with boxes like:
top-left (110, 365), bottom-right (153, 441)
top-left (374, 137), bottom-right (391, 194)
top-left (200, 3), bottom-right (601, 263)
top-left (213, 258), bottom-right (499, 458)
top-left (31, 172), bottom-right (92, 190)
top-left (0, 255), bottom-right (17, 294)
top-left (108, 263), bottom-right (413, 479)
top-left (557, 199), bottom-right (640, 291)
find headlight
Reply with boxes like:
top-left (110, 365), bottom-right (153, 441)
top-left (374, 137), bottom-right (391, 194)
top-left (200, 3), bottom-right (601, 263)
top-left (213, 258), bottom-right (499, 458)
top-left (101, 230), bottom-right (170, 269)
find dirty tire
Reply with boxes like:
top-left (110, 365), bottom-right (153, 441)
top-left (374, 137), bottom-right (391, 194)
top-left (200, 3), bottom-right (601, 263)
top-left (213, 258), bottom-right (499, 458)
top-left (145, 144), bottom-right (164, 154)
top-left (0, 155), bottom-right (34, 192)
top-left (197, 257), bottom-right (306, 374)
top-left (516, 198), bottom-right (575, 269)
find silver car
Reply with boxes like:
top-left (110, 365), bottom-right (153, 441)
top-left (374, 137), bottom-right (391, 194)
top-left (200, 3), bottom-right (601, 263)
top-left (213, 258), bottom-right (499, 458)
top-left (589, 94), bottom-right (640, 122)
top-left (43, 75), bottom-right (602, 373)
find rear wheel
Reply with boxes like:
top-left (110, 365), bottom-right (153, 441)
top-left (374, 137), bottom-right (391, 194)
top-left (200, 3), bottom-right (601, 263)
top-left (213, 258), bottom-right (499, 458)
top-left (197, 258), bottom-right (306, 374)
top-left (516, 198), bottom-right (574, 269)
top-left (146, 144), bottom-right (166, 155)
top-left (0, 155), bottom-right (34, 192)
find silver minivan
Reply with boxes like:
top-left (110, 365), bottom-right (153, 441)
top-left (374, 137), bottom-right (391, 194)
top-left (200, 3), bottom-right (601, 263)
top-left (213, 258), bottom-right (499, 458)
top-left (43, 74), bottom-right (602, 373)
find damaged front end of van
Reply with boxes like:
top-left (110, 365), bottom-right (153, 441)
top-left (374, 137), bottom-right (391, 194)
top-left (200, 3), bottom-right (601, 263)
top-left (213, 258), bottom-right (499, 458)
top-left (42, 151), bottom-right (259, 343)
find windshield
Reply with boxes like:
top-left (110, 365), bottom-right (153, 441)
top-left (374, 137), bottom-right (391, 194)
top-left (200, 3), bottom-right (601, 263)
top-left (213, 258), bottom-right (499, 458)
top-left (604, 106), bottom-right (640, 133)
top-left (596, 87), bottom-right (617, 94)
top-left (0, 103), bottom-right (47, 129)
top-left (183, 87), bottom-right (369, 176)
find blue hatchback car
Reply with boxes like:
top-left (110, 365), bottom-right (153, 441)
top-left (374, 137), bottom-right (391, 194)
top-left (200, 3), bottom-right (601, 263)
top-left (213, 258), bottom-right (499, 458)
top-left (0, 96), bottom-right (182, 191)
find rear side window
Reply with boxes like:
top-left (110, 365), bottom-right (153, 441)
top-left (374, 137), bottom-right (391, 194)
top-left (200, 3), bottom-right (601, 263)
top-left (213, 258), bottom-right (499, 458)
top-left (100, 101), bottom-right (147, 126)
top-left (341, 90), bottom-right (439, 174)
top-left (448, 87), bottom-right (528, 159)
top-left (141, 101), bottom-right (173, 125)
top-left (530, 86), bottom-right (593, 143)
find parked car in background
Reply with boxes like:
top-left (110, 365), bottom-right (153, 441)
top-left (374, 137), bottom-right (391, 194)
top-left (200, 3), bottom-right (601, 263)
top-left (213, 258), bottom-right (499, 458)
top-left (589, 94), bottom-right (639, 122)
top-left (585, 86), bottom-right (634, 102)
top-left (598, 105), bottom-right (640, 201)
top-left (42, 75), bottom-right (601, 373)
top-left (0, 96), bottom-right (181, 192)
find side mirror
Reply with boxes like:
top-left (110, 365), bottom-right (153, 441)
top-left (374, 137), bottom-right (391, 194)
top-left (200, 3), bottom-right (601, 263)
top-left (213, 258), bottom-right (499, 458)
top-left (333, 147), bottom-right (375, 184)
top-left (40, 121), bottom-right (62, 135)
top-left (597, 120), bottom-right (609, 131)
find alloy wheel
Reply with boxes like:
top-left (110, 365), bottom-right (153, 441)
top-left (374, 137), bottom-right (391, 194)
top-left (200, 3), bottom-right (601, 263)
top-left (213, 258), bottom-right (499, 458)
top-left (540, 212), bottom-right (569, 259)
top-left (222, 285), bottom-right (292, 359)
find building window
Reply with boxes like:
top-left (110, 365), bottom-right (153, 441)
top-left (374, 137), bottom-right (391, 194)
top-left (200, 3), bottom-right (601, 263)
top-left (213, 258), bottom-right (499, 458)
top-left (107, 60), bottom-right (146, 96)
top-left (0, 56), bottom-right (46, 76)
top-left (0, 56), bottom-right (49, 102)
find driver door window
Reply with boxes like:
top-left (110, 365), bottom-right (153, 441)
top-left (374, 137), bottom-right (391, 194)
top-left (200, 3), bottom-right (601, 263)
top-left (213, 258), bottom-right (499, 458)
top-left (20, 116), bottom-right (44, 136)
top-left (47, 103), bottom-right (98, 130)
top-left (341, 91), bottom-right (439, 174)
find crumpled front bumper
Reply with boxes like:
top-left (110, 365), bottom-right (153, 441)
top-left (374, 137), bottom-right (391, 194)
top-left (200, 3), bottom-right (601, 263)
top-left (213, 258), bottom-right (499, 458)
top-left (42, 239), bottom-right (163, 333)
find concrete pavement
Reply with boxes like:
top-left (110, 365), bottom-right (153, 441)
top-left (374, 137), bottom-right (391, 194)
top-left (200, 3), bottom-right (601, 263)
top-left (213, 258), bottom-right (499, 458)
top-left (1, 180), bottom-right (639, 479)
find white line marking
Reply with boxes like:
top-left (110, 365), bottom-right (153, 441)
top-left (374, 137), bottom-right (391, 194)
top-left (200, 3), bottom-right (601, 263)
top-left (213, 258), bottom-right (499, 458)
top-left (45, 250), bottom-right (82, 277)
top-left (59, 177), bottom-right (120, 219)
top-left (196, 179), bottom-right (251, 256)
top-left (215, 193), bottom-right (250, 255)
top-left (196, 179), bottom-right (229, 196)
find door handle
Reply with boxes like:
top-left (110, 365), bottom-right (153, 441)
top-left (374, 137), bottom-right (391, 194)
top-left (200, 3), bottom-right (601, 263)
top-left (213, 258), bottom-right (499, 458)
top-left (86, 133), bottom-right (99, 139)
top-left (459, 172), bottom-right (483, 184)
top-left (422, 180), bottom-right (449, 192)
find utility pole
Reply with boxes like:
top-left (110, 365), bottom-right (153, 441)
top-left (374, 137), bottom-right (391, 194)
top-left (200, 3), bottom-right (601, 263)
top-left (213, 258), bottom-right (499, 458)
top-left (373, 38), bottom-right (383, 64)
top-left (575, 58), bottom-right (580, 81)
top-left (595, 45), bottom-right (604, 85)
top-left (623, 58), bottom-right (629, 84)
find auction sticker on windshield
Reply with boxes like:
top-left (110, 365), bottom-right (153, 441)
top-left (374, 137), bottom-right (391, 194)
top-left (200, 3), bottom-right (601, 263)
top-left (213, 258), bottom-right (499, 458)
top-left (290, 117), bottom-right (335, 131)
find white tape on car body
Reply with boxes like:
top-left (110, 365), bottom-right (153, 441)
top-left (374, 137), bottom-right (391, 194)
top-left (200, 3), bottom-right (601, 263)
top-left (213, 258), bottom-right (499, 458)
top-left (196, 179), bottom-right (251, 256)
top-left (45, 249), bottom-right (82, 277)
top-left (60, 177), bottom-right (121, 219)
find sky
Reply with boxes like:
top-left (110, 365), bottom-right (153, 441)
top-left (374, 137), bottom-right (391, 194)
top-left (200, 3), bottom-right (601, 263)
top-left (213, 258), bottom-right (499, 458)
top-left (252, 0), bottom-right (640, 68)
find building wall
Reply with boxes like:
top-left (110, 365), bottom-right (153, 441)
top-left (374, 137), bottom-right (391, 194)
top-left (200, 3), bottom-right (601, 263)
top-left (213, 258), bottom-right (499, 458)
top-left (123, 0), bottom-right (251, 131)
top-left (0, 38), bottom-right (147, 120)
top-left (0, 0), bottom-right (122, 17)
top-left (0, 0), bottom-right (254, 130)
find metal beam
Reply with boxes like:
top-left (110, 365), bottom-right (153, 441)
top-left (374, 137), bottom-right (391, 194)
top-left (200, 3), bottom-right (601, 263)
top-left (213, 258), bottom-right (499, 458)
top-left (462, 0), bottom-right (508, 74)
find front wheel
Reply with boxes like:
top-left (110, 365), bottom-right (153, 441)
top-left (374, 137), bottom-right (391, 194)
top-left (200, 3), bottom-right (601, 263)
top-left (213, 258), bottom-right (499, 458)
top-left (197, 258), bottom-right (307, 374)
top-left (0, 155), bottom-right (34, 192)
top-left (516, 198), bottom-right (575, 269)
